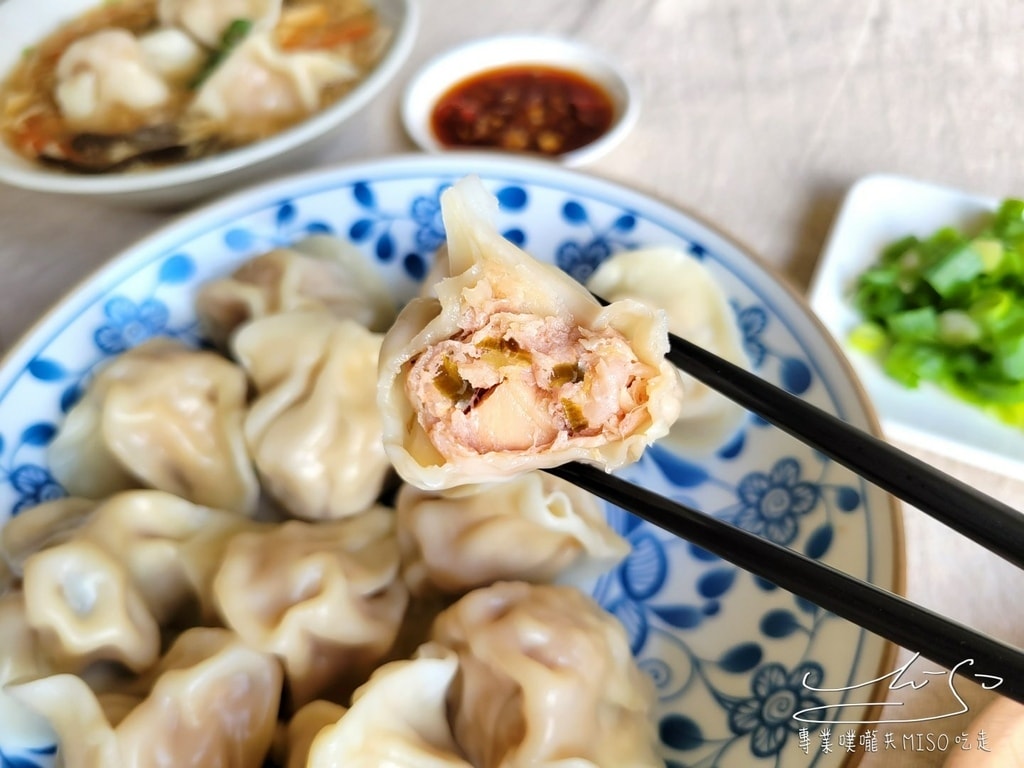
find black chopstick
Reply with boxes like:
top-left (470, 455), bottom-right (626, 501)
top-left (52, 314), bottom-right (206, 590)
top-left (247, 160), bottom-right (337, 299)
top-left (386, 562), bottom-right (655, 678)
top-left (546, 462), bottom-right (1024, 705)
top-left (661, 330), bottom-right (1024, 572)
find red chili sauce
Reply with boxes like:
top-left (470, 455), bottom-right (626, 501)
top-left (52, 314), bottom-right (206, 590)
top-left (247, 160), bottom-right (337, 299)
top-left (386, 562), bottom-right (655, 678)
top-left (430, 65), bottom-right (615, 156)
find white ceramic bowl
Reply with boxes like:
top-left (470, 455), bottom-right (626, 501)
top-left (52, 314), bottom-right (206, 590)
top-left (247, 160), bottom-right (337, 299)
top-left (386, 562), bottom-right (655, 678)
top-left (401, 35), bottom-right (638, 167)
top-left (0, 0), bottom-right (418, 208)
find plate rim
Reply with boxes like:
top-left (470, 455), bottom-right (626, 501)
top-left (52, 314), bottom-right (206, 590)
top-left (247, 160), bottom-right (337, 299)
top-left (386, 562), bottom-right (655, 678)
top-left (0, 151), bottom-right (906, 763)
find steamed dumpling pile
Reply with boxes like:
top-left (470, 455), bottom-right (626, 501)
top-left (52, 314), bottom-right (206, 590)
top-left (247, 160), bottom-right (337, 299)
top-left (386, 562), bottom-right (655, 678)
top-left (378, 176), bottom-right (684, 491)
top-left (0, 173), bottom-right (757, 767)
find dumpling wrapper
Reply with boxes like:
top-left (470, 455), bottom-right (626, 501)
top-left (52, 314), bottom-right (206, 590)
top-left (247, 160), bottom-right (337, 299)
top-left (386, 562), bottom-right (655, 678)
top-left (306, 651), bottom-right (472, 767)
top-left (55, 29), bottom-right (172, 132)
top-left (234, 312), bottom-right (390, 521)
top-left (7, 627), bottom-right (282, 768)
top-left (2, 490), bottom-right (262, 627)
top-left (587, 246), bottom-right (750, 455)
top-left (212, 510), bottom-right (408, 708)
top-left (188, 32), bottom-right (358, 137)
top-left (430, 581), bottom-right (662, 768)
top-left (0, 592), bottom-right (49, 686)
top-left (158, 0), bottom-right (282, 47)
top-left (22, 540), bottom-right (160, 674)
top-left (275, 700), bottom-right (348, 768)
top-left (0, 497), bottom-right (96, 575)
top-left (396, 471), bottom-right (630, 596)
top-left (378, 176), bottom-right (683, 490)
top-left (196, 235), bottom-right (396, 348)
top-left (48, 338), bottom-right (259, 515)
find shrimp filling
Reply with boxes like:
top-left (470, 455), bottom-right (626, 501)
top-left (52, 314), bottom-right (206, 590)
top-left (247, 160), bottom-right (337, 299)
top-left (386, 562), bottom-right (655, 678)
top-left (405, 306), bottom-right (657, 457)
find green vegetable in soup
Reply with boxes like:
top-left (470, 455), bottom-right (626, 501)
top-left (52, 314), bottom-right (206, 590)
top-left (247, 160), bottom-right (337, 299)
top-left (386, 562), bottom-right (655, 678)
top-left (189, 19), bottom-right (254, 89)
top-left (850, 198), bottom-right (1024, 429)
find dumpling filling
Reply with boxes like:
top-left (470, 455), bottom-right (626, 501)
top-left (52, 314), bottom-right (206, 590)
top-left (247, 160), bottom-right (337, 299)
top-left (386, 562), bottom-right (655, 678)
top-left (406, 298), bottom-right (658, 458)
top-left (378, 176), bottom-right (683, 491)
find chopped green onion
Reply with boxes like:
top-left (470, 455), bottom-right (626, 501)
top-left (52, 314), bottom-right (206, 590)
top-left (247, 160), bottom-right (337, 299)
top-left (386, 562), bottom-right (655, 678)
top-left (937, 310), bottom-right (981, 346)
top-left (923, 246), bottom-right (984, 297)
top-left (848, 322), bottom-right (888, 354)
top-left (971, 237), bottom-right (1004, 272)
top-left (189, 19), bottom-right (254, 90)
top-left (850, 197), bottom-right (1024, 429)
top-left (887, 307), bottom-right (938, 341)
top-left (969, 291), bottom-right (1012, 325)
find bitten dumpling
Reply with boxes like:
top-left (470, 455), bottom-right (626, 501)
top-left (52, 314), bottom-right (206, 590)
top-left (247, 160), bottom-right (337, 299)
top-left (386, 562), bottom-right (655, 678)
top-left (378, 176), bottom-right (684, 491)
top-left (48, 338), bottom-right (259, 515)
top-left (587, 246), bottom-right (750, 455)
top-left (430, 582), bottom-right (662, 768)
top-left (234, 312), bottom-right (390, 521)
top-left (212, 510), bottom-right (408, 708)
top-left (196, 235), bottom-right (396, 347)
top-left (7, 627), bottom-right (282, 768)
top-left (396, 471), bottom-right (630, 596)
top-left (306, 651), bottom-right (472, 767)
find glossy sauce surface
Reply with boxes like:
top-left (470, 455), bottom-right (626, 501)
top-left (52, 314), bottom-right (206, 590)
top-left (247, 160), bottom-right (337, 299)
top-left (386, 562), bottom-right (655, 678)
top-left (430, 65), bottom-right (614, 156)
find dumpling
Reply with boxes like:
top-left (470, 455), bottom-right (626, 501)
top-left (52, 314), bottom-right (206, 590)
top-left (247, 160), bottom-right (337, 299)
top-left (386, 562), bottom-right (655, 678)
top-left (0, 556), bottom-right (13, 595)
top-left (277, 700), bottom-right (348, 768)
top-left (212, 510), bottom-right (408, 708)
top-left (2, 491), bottom-right (261, 626)
top-left (7, 627), bottom-right (282, 768)
top-left (396, 471), bottom-right (630, 596)
top-left (288, 235), bottom-right (398, 330)
top-left (306, 652), bottom-right (472, 767)
top-left (48, 338), bottom-right (259, 515)
top-left (0, 497), bottom-right (96, 575)
top-left (158, 0), bottom-right (282, 47)
top-left (137, 28), bottom-right (206, 80)
top-left (0, 592), bottom-right (49, 686)
top-left (430, 582), bottom-right (661, 768)
top-left (378, 176), bottom-right (684, 491)
top-left (587, 246), bottom-right (750, 455)
top-left (118, 628), bottom-right (282, 767)
top-left (77, 491), bottom-right (263, 624)
top-left (234, 312), bottom-right (390, 521)
top-left (55, 29), bottom-right (172, 132)
top-left (22, 540), bottom-right (161, 674)
top-left (196, 235), bottom-right (396, 347)
top-left (188, 32), bottom-right (357, 134)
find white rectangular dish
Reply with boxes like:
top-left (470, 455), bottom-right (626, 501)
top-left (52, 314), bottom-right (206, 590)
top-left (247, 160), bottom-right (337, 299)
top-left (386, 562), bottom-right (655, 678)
top-left (808, 173), bottom-right (1024, 478)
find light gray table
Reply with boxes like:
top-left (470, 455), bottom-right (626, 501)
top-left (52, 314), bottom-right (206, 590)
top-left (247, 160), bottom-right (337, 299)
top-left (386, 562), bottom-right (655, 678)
top-left (3, 2), bottom-right (1024, 765)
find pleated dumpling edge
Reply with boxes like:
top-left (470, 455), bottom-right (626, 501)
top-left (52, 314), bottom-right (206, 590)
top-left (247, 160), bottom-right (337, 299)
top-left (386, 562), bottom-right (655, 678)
top-left (378, 175), bottom-right (684, 491)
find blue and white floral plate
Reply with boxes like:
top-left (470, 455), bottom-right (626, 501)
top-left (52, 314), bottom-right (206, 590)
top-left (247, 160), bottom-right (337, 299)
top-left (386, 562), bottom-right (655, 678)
top-left (0, 154), bottom-right (902, 768)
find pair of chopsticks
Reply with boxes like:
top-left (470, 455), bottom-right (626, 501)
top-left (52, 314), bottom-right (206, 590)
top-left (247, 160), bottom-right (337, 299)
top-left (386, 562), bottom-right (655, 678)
top-left (546, 327), bottom-right (1024, 705)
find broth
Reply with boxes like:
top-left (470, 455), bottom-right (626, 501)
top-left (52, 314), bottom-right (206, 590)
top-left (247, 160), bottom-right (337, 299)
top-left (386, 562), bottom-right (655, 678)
top-left (0, 0), bottom-right (388, 173)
